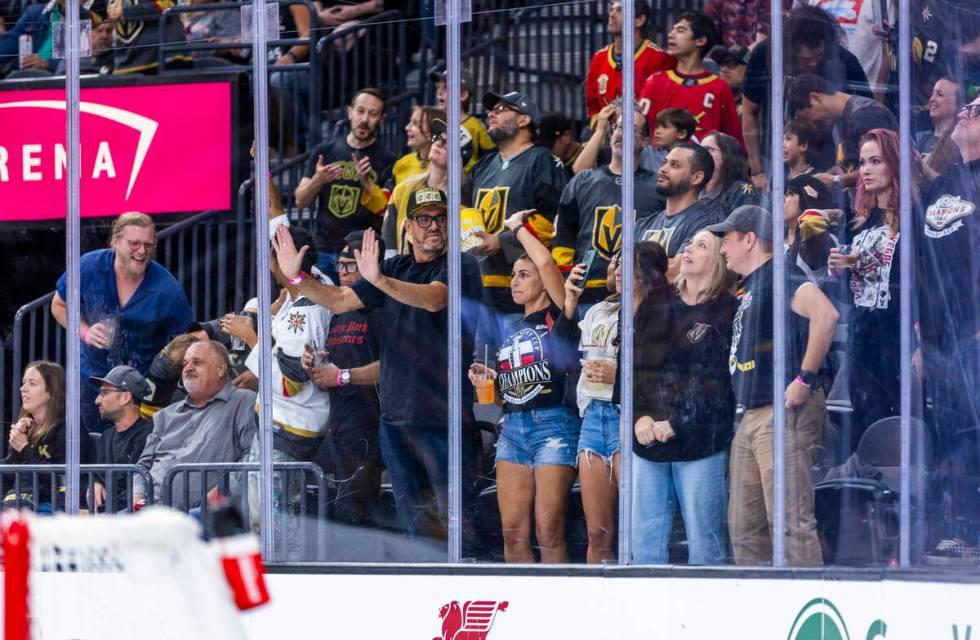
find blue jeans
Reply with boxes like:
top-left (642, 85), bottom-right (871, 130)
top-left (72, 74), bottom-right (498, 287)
top-left (378, 422), bottom-right (450, 539)
top-left (577, 400), bottom-right (620, 462)
top-left (497, 405), bottom-right (581, 468)
top-left (631, 450), bottom-right (729, 565)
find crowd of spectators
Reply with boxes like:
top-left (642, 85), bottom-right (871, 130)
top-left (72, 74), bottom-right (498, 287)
top-left (2, 0), bottom-right (979, 568)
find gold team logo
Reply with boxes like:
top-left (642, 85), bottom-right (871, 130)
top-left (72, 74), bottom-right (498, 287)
top-left (591, 206), bottom-right (622, 259)
top-left (640, 226), bottom-right (675, 251)
top-left (329, 184), bottom-right (360, 218)
top-left (476, 187), bottom-right (510, 234)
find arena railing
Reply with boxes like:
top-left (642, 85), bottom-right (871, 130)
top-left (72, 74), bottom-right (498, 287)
top-left (0, 464), bottom-right (154, 513)
top-left (160, 461), bottom-right (328, 561)
top-left (158, 0), bottom-right (323, 155)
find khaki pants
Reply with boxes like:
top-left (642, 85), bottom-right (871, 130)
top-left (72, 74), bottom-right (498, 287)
top-left (729, 389), bottom-right (826, 566)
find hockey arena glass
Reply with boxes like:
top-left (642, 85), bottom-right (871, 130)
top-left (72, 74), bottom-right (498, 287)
top-left (5, 0), bottom-right (977, 578)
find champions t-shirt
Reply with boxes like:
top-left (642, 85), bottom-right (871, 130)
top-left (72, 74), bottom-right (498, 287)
top-left (496, 302), bottom-right (580, 413)
top-left (305, 136), bottom-right (395, 253)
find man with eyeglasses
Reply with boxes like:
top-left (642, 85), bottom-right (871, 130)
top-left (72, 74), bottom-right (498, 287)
top-left (51, 212), bottom-right (194, 434)
top-left (273, 185), bottom-right (483, 547)
top-left (470, 90), bottom-right (568, 351)
top-left (917, 96), bottom-right (980, 564)
top-left (552, 106), bottom-right (664, 309)
top-left (89, 365), bottom-right (152, 513)
top-left (304, 230), bottom-right (385, 527)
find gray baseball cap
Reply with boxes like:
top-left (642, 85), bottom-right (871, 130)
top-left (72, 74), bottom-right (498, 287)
top-left (90, 365), bottom-right (151, 400)
top-left (706, 205), bottom-right (774, 242)
top-left (482, 90), bottom-right (541, 126)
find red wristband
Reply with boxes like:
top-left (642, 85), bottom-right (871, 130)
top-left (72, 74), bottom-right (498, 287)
top-left (336, 369), bottom-right (344, 387)
top-left (81, 327), bottom-right (89, 344)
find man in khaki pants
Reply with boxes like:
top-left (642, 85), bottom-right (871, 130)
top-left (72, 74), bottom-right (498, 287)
top-left (708, 205), bottom-right (838, 565)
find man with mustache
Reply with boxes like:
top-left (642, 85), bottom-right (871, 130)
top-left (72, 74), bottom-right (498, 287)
top-left (51, 212), bottom-right (193, 434)
top-left (274, 185), bottom-right (482, 544)
top-left (295, 87), bottom-right (396, 279)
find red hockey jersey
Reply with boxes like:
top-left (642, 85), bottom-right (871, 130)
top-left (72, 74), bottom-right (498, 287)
top-left (585, 39), bottom-right (676, 120)
top-left (638, 69), bottom-right (745, 147)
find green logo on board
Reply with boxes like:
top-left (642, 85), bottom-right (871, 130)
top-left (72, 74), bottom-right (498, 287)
top-left (788, 598), bottom-right (888, 640)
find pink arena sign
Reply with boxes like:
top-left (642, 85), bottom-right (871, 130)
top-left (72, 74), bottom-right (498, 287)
top-left (0, 81), bottom-right (232, 220)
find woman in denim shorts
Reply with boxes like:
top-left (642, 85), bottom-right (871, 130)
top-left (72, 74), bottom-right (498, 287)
top-left (632, 230), bottom-right (737, 564)
top-left (469, 211), bottom-right (582, 563)
top-left (564, 254), bottom-right (621, 563)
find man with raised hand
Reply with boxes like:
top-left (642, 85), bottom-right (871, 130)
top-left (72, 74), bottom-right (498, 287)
top-left (273, 185), bottom-right (482, 544)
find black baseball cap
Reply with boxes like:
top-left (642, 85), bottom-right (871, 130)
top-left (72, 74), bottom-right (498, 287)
top-left (408, 185), bottom-right (449, 216)
top-left (786, 174), bottom-right (833, 211)
top-left (706, 205), bottom-right (774, 241)
top-left (428, 66), bottom-right (474, 93)
top-left (709, 44), bottom-right (750, 67)
top-left (90, 365), bottom-right (151, 400)
top-left (535, 112), bottom-right (572, 149)
top-left (482, 91), bottom-right (541, 126)
top-left (340, 230), bottom-right (386, 261)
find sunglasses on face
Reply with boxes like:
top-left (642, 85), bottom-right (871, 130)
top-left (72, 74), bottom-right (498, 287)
top-left (958, 103), bottom-right (980, 119)
top-left (338, 260), bottom-right (359, 274)
top-left (411, 214), bottom-right (449, 229)
top-left (490, 103), bottom-right (521, 115)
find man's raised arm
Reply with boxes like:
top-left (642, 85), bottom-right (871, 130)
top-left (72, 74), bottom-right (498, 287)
top-left (273, 226), bottom-right (365, 314)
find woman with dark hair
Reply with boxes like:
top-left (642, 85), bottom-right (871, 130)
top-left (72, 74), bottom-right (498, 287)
top-left (3, 360), bottom-right (66, 512)
top-left (468, 210), bottom-right (581, 564)
top-left (828, 128), bottom-right (916, 445)
top-left (700, 132), bottom-right (768, 219)
top-left (784, 173), bottom-right (837, 285)
top-left (632, 232), bottom-right (736, 564)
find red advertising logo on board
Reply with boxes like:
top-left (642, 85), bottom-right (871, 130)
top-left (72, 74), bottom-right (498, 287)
top-left (433, 600), bottom-right (509, 640)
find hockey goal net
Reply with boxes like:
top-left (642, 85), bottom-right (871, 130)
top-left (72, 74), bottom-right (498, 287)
top-left (2, 507), bottom-right (269, 640)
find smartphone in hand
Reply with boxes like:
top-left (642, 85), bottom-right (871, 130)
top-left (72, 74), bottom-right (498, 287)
top-left (574, 249), bottom-right (597, 288)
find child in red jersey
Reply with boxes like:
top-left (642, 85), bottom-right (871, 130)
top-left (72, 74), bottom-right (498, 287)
top-left (638, 11), bottom-right (744, 149)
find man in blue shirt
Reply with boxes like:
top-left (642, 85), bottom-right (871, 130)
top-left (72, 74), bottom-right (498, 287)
top-left (52, 212), bottom-right (194, 433)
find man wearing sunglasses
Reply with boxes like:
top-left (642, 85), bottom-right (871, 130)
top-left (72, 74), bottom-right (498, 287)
top-left (470, 90), bottom-right (568, 353)
top-left (917, 95), bottom-right (980, 565)
top-left (274, 185), bottom-right (482, 546)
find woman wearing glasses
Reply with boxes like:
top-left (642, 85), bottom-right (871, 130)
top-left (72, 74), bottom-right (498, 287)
top-left (468, 210), bottom-right (582, 564)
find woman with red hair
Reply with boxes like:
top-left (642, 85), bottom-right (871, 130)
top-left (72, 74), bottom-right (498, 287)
top-left (827, 128), bottom-right (917, 447)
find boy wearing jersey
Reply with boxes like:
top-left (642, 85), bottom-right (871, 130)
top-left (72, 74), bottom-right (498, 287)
top-left (470, 91), bottom-right (568, 322)
top-left (553, 108), bottom-right (664, 305)
top-left (585, 0), bottom-right (676, 123)
top-left (431, 68), bottom-right (496, 173)
top-left (639, 11), bottom-right (744, 148)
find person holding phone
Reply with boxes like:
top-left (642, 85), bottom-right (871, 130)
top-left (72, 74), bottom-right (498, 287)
top-left (468, 210), bottom-right (582, 564)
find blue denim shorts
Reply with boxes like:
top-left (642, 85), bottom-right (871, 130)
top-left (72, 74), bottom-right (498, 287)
top-left (496, 405), bottom-right (581, 468)
top-left (577, 399), bottom-right (621, 461)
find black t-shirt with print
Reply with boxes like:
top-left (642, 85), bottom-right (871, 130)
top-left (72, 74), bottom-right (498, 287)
top-left (729, 259), bottom-right (811, 410)
top-left (843, 208), bottom-right (903, 350)
top-left (350, 252), bottom-right (481, 426)
top-left (305, 136), bottom-right (395, 253)
top-left (326, 309), bottom-right (381, 430)
top-left (918, 159), bottom-right (980, 351)
top-left (496, 302), bottom-right (580, 413)
top-left (634, 201), bottom-right (721, 257)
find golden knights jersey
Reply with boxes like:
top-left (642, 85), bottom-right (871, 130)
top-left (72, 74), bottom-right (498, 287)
top-left (552, 166), bottom-right (664, 304)
top-left (112, 0), bottom-right (191, 73)
top-left (469, 145), bottom-right (568, 311)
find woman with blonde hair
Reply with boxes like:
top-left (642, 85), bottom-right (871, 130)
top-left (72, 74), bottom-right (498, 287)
top-left (632, 229), bottom-right (737, 564)
top-left (3, 361), bottom-right (66, 512)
